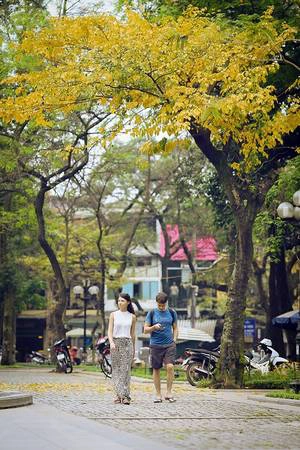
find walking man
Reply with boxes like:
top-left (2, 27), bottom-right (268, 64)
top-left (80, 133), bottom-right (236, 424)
top-left (144, 292), bottom-right (178, 403)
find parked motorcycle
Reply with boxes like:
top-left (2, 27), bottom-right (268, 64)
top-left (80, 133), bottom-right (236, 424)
top-left (182, 346), bottom-right (220, 386)
top-left (25, 350), bottom-right (50, 365)
top-left (183, 338), bottom-right (290, 386)
top-left (244, 338), bottom-right (290, 374)
top-left (53, 339), bottom-right (73, 373)
top-left (96, 336), bottom-right (112, 378)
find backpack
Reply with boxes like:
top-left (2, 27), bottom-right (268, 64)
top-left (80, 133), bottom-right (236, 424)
top-left (149, 308), bottom-right (176, 326)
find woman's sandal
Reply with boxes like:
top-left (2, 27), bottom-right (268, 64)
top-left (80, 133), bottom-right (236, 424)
top-left (153, 397), bottom-right (163, 403)
top-left (114, 397), bottom-right (122, 404)
top-left (122, 397), bottom-right (130, 405)
top-left (165, 397), bottom-right (176, 403)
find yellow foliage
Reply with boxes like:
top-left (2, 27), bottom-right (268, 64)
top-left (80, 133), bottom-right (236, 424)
top-left (0, 381), bottom-right (104, 393)
top-left (0, 8), bottom-right (298, 172)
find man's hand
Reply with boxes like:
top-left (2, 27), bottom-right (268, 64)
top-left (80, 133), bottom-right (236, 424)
top-left (153, 323), bottom-right (162, 331)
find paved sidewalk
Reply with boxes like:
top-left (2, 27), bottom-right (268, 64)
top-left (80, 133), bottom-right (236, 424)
top-left (1, 368), bottom-right (300, 449)
top-left (0, 402), bottom-right (172, 450)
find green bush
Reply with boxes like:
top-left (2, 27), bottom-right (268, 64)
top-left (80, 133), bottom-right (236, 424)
top-left (244, 369), bottom-right (297, 389)
top-left (266, 390), bottom-right (300, 400)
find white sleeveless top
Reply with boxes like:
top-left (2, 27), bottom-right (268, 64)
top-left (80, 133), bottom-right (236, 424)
top-left (113, 310), bottom-right (133, 338)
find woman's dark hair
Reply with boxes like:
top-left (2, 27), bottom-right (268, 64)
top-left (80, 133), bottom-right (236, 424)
top-left (119, 292), bottom-right (135, 315)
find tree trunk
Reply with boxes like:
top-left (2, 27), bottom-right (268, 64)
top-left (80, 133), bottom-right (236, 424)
top-left (99, 258), bottom-right (106, 335)
top-left (218, 204), bottom-right (257, 387)
top-left (0, 232), bottom-right (5, 352)
top-left (161, 257), bottom-right (169, 293)
top-left (0, 193), bottom-right (16, 365)
top-left (1, 286), bottom-right (16, 365)
top-left (96, 217), bottom-right (107, 335)
top-left (0, 300), bottom-right (3, 348)
top-left (114, 206), bottom-right (145, 280)
top-left (35, 185), bottom-right (67, 347)
top-left (190, 126), bottom-right (281, 387)
top-left (44, 280), bottom-right (66, 361)
top-left (252, 257), bottom-right (269, 316)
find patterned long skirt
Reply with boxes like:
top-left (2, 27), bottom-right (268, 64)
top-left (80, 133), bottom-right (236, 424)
top-left (111, 337), bottom-right (133, 400)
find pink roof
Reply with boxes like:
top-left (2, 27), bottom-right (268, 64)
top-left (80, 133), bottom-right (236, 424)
top-left (160, 225), bottom-right (217, 261)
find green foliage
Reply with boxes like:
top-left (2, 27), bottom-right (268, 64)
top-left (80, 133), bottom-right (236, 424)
top-left (174, 152), bottom-right (235, 253)
top-left (202, 171), bottom-right (234, 231)
top-left (196, 295), bottom-right (226, 316)
top-left (117, 0), bottom-right (300, 25)
top-left (266, 390), bottom-right (300, 400)
top-left (244, 368), bottom-right (296, 389)
top-left (265, 156), bottom-right (300, 207)
top-left (0, 3), bottom-right (49, 80)
top-left (16, 275), bottom-right (46, 311)
top-left (0, 254), bottom-right (46, 312)
top-left (253, 156), bottom-right (300, 260)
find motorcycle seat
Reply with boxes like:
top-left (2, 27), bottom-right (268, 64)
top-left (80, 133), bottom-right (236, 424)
top-left (186, 348), bottom-right (220, 357)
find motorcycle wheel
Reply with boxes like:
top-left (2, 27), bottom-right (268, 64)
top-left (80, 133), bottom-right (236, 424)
top-left (56, 360), bottom-right (67, 373)
top-left (100, 354), bottom-right (112, 378)
top-left (65, 362), bottom-right (73, 374)
top-left (186, 361), bottom-right (212, 386)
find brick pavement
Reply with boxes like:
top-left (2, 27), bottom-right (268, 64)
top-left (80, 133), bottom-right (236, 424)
top-left (0, 368), bottom-right (299, 449)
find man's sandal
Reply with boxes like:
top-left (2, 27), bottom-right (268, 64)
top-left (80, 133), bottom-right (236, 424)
top-left (153, 397), bottom-right (163, 403)
top-left (165, 397), bottom-right (176, 403)
top-left (114, 397), bottom-right (122, 404)
top-left (122, 397), bottom-right (130, 405)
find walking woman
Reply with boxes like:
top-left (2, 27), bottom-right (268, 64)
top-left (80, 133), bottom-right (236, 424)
top-left (108, 293), bottom-right (136, 405)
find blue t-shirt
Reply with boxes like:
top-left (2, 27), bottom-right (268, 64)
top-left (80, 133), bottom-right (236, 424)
top-left (145, 308), bottom-right (177, 346)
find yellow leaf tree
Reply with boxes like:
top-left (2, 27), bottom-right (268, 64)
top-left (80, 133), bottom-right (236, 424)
top-left (1, 8), bottom-right (299, 385)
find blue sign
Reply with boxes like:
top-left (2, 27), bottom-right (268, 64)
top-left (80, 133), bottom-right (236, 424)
top-left (244, 318), bottom-right (256, 337)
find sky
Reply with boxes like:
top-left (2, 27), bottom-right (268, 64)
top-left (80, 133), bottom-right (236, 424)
top-left (47, 0), bottom-right (115, 16)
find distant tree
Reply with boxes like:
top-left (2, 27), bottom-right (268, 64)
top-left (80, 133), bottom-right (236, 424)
top-left (253, 156), bottom-right (300, 357)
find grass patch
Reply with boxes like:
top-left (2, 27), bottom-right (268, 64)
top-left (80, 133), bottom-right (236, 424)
top-left (0, 362), bottom-right (186, 381)
top-left (131, 367), bottom-right (154, 379)
top-left (244, 368), bottom-right (299, 389)
top-left (131, 367), bottom-right (186, 381)
top-left (79, 364), bottom-right (101, 373)
top-left (266, 390), bottom-right (300, 400)
top-left (78, 364), bottom-right (186, 380)
top-left (0, 363), bottom-right (55, 369)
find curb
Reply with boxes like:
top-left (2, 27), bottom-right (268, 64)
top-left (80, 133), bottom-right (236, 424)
top-left (0, 391), bottom-right (33, 409)
top-left (248, 395), bottom-right (300, 407)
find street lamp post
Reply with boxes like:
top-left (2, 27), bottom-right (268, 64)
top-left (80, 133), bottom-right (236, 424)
top-left (277, 190), bottom-right (300, 368)
top-left (73, 281), bottom-right (100, 357)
